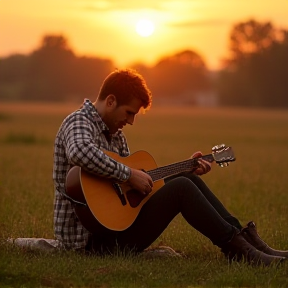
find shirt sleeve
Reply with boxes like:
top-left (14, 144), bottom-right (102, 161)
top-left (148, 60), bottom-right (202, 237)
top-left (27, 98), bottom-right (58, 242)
top-left (64, 113), bottom-right (131, 182)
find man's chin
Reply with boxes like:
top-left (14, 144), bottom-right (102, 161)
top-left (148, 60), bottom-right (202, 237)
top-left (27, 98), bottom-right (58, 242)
top-left (110, 128), bottom-right (120, 134)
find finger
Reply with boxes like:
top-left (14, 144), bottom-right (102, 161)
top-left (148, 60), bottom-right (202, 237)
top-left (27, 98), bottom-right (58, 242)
top-left (199, 160), bottom-right (211, 170)
top-left (191, 151), bottom-right (203, 159)
top-left (199, 165), bottom-right (206, 175)
top-left (194, 169), bottom-right (202, 175)
top-left (204, 162), bottom-right (212, 172)
top-left (144, 187), bottom-right (152, 195)
top-left (201, 159), bottom-right (212, 167)
top-left (148, 178), bottom-right (153, 187)
top-left (196, 163), bottom-right (209, 175)
top-left (140, 186), bottom-right (149, 195)
top-left (140, 183), bottom-right (151, 195)
top-left (140, 190), bottom-right (148, 196)
top-left (147, 183), bottom-right (153, 193)
top-left (202, 163), bottom-right (211, 173)
top-left (200, 162), bottom-right (209, 172)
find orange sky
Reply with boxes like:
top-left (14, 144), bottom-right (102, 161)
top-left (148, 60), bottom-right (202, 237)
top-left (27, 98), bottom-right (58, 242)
top-left (1, 0), bottom-right (288, 70)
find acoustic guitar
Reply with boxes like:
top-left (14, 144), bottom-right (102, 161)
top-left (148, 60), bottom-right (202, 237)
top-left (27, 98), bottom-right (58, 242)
top-left (65, 144), bottom-right (235, 232)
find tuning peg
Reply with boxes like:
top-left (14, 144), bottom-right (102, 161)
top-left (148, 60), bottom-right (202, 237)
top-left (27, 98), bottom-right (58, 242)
top-left (212, 144), bottom-right (226, 153)
top-left (218, 162), bottom-right (229, 167)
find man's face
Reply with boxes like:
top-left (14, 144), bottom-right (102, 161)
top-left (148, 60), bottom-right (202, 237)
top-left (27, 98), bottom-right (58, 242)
top-left (104, 96), bottom-right (143, 134)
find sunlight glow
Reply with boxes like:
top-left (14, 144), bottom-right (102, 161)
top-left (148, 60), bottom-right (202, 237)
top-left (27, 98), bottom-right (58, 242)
top-left (135, 19), bottom-right (155, 37)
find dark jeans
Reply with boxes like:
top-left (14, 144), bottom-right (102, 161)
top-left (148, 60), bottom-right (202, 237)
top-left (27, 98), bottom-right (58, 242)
top-left (86, 173), bottom-right (242, 254)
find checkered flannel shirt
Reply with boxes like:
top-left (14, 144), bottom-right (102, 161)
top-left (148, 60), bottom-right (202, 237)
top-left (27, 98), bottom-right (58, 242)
top-left (53, 99), bottom-right (131, 250)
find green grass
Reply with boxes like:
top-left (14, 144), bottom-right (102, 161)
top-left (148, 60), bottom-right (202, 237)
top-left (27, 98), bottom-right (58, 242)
top-left (0, 102), bottom-right (288, 287)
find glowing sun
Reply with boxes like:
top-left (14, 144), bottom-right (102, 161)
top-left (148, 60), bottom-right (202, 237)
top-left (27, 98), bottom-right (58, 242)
top-left (135, 19), bottom-right (155, 37)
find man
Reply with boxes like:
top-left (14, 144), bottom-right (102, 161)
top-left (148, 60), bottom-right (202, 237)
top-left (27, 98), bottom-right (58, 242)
top-left (53, 68), bottom-right (287, 265)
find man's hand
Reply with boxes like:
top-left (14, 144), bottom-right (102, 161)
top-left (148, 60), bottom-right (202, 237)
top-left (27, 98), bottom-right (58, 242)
top-left (191, 151), bottom-right (212, 176)
top-left (127, 168), bottom-right (153, 195)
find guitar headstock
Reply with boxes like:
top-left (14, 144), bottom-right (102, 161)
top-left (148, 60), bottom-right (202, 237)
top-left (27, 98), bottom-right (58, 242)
top-left (212, 144), bottom-right (236, 167)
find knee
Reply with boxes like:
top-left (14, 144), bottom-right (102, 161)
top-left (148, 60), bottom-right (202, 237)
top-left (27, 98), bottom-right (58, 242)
top-left (182, 172), bottom-right (200, 183)
top-left (167, 176), bottom-right (202, 201)
top-left (169, 176), bottom-right (196, 191)
top-left (182, 172), bottom-right (205, 188)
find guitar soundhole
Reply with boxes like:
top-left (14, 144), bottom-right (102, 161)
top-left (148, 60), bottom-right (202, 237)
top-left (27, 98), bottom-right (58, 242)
top-left (126, 189), bottom-right (147, 208)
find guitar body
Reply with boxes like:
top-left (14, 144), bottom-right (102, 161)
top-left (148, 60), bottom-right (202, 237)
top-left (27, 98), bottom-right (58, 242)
top-left (65, 144), bottom-right (235, 233)
top-left (66, 150), bottom-right (165, 232)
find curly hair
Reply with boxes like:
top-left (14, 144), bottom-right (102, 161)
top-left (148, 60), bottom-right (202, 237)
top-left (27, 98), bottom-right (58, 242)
top-left (97, 68), bottom-right (152, 112)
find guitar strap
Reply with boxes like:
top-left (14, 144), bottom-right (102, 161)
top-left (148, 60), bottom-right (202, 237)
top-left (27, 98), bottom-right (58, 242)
top-left (60, 190), bottom-right (87, 207)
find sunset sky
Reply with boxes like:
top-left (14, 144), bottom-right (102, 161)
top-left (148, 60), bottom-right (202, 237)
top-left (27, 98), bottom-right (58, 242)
top-left (1, 0), bottom-right (288, 70)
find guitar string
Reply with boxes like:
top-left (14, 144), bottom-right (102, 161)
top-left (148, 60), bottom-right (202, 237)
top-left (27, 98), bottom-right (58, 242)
top-left (147, 154), bottom-right (216, 182)
top-left (147, 158), bottom-right (197, 182)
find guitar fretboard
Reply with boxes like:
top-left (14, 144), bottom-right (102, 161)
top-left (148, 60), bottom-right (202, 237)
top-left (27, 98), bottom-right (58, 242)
top-left (147, 154), bottom-right (214, 182)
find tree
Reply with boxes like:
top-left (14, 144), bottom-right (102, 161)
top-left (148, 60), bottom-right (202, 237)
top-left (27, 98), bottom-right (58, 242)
top-left (72, 56), bottom-right (114, 100)
top-left (0, 54), bottom-right (29, 100)
top-left (23, 35), bottom-right (76, 101)
top-left (218, 19), bottom-right (288, 108)
top-left (226, 19), bottom-right (278, 68)
top-left (22, 34), bottom-right (115, 102)
top-left (149, 50), bottom-right (211, 102)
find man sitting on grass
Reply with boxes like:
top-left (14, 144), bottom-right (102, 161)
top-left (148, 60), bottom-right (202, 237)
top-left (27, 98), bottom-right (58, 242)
top-left (53, 68), bottom-right (288, 266)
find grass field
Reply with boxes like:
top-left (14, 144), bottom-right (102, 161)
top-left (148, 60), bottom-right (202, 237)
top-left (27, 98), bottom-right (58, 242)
top-left (0, 101), bottom-right (288, 287)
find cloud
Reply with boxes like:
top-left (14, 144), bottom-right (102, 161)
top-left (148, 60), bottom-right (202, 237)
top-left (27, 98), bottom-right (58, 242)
top-left (168, 19), bottom-right (230, 28)
top-left (78, 0), bottom-right (165, 12)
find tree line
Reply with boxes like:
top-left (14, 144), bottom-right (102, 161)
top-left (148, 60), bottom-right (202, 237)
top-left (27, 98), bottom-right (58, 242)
top-left (218, 19), bottom-right (288, 108)
top-left (1, 19), bottom-right (288, 108)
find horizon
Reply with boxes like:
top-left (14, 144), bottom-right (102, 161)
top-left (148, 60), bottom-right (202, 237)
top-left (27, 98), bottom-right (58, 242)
top-left (1, 0), bottom-right (288, 70)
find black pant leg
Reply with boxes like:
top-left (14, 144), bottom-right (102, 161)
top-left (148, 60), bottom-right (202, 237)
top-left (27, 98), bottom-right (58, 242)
top-left (94, 177), bottom-right (235, 253)
top-left (165, 173), bottom-right (242, 230)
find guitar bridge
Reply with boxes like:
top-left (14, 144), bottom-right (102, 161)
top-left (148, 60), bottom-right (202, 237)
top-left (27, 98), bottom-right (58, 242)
top-left (112, 183), bottom-right (127, 206)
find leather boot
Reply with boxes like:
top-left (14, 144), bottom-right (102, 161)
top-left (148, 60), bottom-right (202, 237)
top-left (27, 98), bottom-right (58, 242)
top-left (241, 221), bottom-right (288, 258)
top-left (222, 230), bottom-right (285, 266)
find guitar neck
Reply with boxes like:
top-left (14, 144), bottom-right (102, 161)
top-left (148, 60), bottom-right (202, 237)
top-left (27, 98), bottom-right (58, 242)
top-left (147, 154), bottom-right (214, 182)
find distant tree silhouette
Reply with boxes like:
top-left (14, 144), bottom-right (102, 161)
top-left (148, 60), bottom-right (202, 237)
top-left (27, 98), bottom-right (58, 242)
top-left (226, 19), bottom-right (277, 68)
top-left (1, 26), bottom-right (287, 107)
top-left (0, 54), bottom-right (29, 100)
top-left (218, 19), bottom-right (288, 107)
top-left (0, 44), bottom-right (211, 104)
top-left (23, 35), bottom-right (76, 101)
top-left (23, 34), bottom-right (114, 102)
top-left (72, 56), bottom-right (114, 100)
top-left (148, 50), bottom-right (211, 103)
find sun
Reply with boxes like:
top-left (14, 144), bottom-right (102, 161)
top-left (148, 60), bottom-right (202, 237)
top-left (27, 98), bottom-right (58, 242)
top-left (135, 19), bottom-right (155, 37)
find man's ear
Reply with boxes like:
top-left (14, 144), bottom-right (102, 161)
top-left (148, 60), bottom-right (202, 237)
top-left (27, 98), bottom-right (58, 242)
top-left (106, 94), bottom-right (117, 108)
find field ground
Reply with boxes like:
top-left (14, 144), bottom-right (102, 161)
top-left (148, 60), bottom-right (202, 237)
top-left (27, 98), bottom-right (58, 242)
top-left (0, 101), bottom-right (288, 287)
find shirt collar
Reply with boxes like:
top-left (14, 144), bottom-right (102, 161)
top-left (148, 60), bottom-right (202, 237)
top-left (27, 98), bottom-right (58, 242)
top-left (82, 99), bottom-right (122, 137)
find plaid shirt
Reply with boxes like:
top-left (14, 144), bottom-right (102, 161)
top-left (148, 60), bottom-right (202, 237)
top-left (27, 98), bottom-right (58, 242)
top-left (53, 99), bottom-right (131, 250)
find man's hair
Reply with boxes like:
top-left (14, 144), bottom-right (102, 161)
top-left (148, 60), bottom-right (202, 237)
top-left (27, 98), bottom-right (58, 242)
top-left (97, 68), bottom-right (152, 111)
